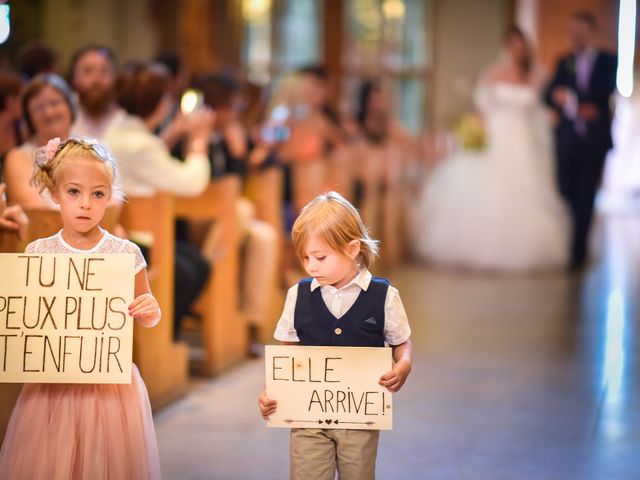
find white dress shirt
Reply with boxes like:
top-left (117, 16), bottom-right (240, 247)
top-left (274, 269), bottom-right (411, 346)
top-left (102, 110), bottom-right (210, 197)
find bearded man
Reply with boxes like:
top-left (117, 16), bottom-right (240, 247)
top-left (69, 45), bottom-right (120, 140)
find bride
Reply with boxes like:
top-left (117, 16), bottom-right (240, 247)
top-left (413, 27), bottom-right (570, 272)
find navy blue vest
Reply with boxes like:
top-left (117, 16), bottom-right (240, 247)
top-left (293, 277), bottom-right (388, 347)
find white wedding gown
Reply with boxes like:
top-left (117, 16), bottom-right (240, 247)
top-left (412, 82), bottom-right (570, 272)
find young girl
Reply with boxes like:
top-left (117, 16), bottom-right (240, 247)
top-left (259, 191), bottom-right (413, 480)
top-left (0, 137), bottom-right (161, 479)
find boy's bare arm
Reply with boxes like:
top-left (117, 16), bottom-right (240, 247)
top-left (379, 339), bottom-right (413, 393)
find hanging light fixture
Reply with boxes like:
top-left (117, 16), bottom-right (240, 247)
top-left (242, 0), bottom-right (272, 22)
top-left (382, 0), bottom-right (405, 20)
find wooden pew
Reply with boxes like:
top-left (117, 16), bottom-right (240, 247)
top-left (0, 208), bottom-right (61, 252)
top-left (120, 194), bottom-right (189, 408)
top-left (0, 206), bottom-right (121, 442)
top-left (243, 166), bottom-right (286, 342)
top-left (175, 176), bottom-right (246, 375)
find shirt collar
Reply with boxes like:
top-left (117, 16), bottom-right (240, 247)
top-left (310, 269), bottom-right (372, 292)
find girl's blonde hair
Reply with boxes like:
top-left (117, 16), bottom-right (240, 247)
top-left (31, 137), bottom-right (122, 199)
top-left (292, 191), bottom-right (379, 269)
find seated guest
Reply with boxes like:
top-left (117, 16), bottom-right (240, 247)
top-left (273, 71), bottom-right (341, 213)
top-left (105, 62), bottom-right (212, 196)
top-left (192, 72), bottom-right (248, 178)
top-left (297, 64), bottom-right (354, 200)
top-left (104, 61), bottom-right (214, 340)
top-left (354, 78), bottom-right (418, 265)
top-left (188, 73), bottom-right (279, 354)
top-left (153, 52), bottom-right (189, 150)
top-left (4, 74), bottom-right (74, 208)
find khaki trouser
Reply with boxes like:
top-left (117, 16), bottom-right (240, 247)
top-left (290, 428), bottom-right (380, 480)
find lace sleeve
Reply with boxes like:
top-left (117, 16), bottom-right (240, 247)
top-left (24, 239), bottom-right (40, 254)
top-left (122, 240), bottom-right (147, 274)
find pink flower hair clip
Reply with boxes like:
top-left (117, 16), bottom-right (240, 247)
top-left (44, 137), bottom-right (61, 163)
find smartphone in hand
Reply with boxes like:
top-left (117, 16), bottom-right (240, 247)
top-left (260, 124), bottom-right (290, 144)
top-left (180, 89), bottom-right (204, 115)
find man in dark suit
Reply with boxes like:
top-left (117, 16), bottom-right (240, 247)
top-left (544, 11), bottom-right (617, 270)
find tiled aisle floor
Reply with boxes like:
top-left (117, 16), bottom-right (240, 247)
top-left (155, 215), bottom-right (640, 479)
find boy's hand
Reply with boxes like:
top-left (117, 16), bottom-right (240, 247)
top-left (128, 293), bottom-right (161, 326)
top-left (379, 358), bottom-right (411, 393)
top-left (259, 389), bottom-right (277, 420)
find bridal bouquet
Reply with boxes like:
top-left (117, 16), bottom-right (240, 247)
top-left (453, 113), bottom-right (486, 152)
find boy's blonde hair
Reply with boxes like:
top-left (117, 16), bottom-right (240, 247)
top-left (31, 137), bottom-right (122, 199)
top-left (292, 191), bottom-right (379, 268)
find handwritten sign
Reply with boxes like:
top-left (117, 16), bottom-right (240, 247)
top-left (265, 345), bottom-right (393, 430)
top-left (0, 254), bottom-right (134, 384)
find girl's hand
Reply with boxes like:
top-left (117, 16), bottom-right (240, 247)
top-left (128, 293), bottom-right (161, 327)
top-left (379, 358), bottom-right (412, 393)
top-left (259, 389), bottom-right (277, 420)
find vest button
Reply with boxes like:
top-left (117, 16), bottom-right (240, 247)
top-left (334, 327), bottom-right (342, 335)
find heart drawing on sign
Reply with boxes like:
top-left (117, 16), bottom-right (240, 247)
top-left (324, 419), bottom-right (333, 425)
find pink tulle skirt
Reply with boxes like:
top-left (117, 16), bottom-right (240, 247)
top-left (0, 364), bottom-right (160, 480)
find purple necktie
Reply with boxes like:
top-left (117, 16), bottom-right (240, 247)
top-left (575, 51), bottom-right (593, 93)
top-left (574, 51), bottom-right (593, 136)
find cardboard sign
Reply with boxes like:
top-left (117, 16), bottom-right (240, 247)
top-left (265, 345), bottom-right (393, 430)
top-left (0, 254), bottom-right (135, 384)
